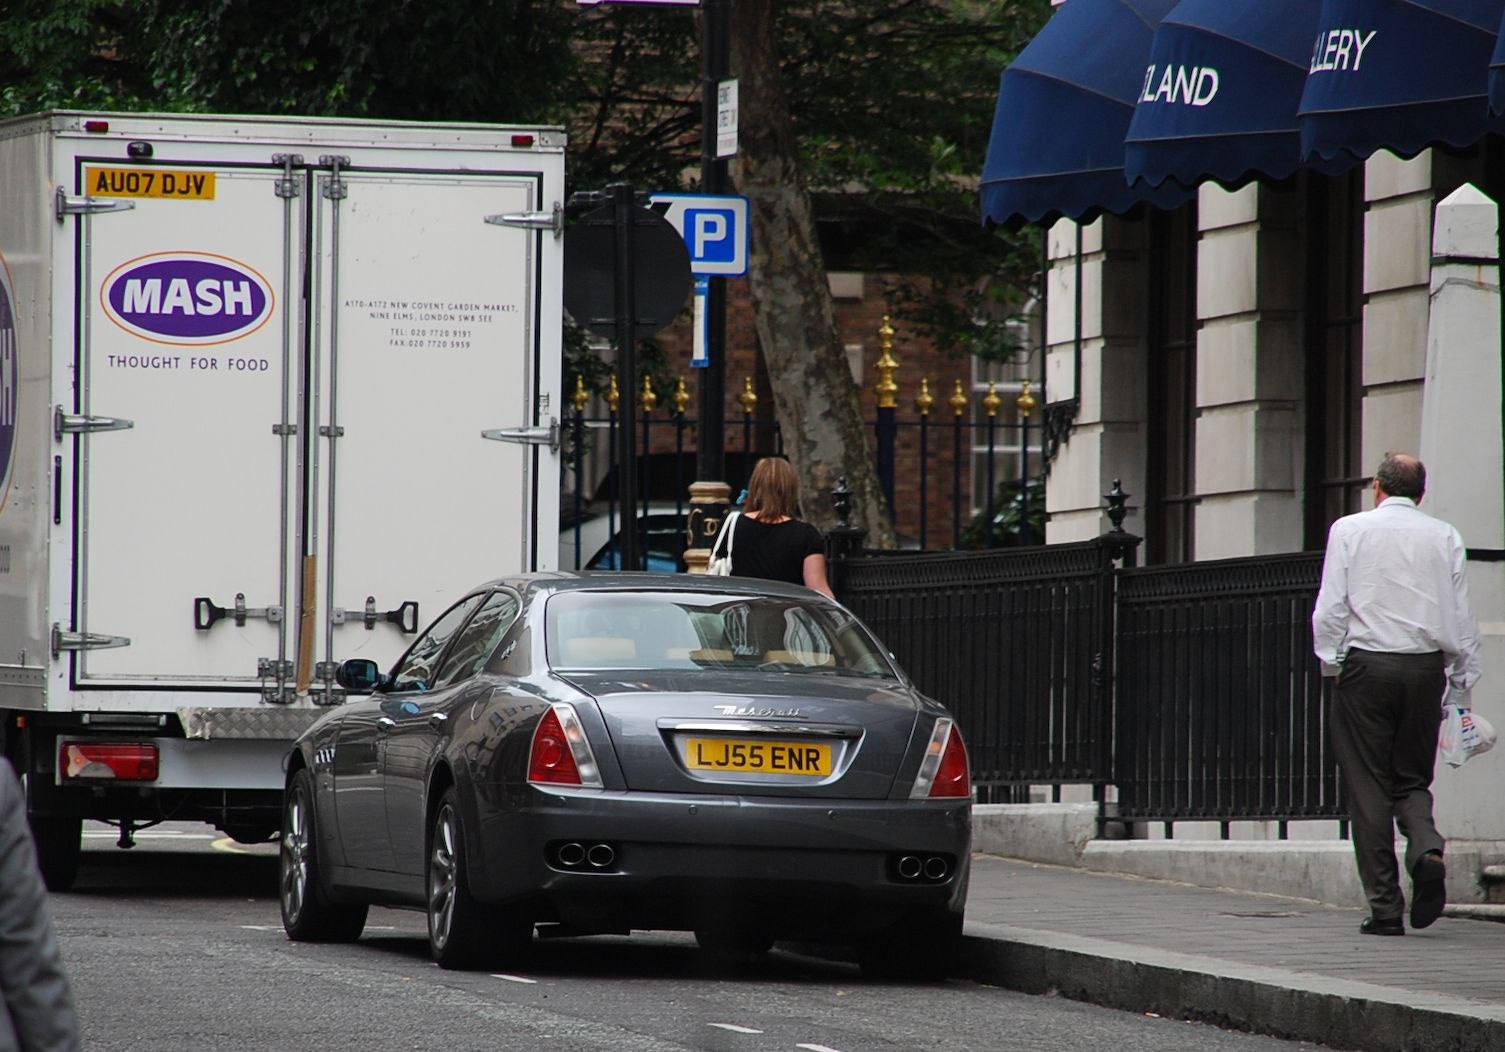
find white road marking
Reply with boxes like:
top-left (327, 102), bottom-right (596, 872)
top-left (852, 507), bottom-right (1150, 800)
top-left (796, 1045), bottom-right (846, 1052)
top-left (708, 1023), bottom-right (763, 1034)
top-left (491, 974), bottom-right (539, 985)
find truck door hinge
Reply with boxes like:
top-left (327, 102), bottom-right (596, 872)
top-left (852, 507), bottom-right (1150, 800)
top-left (51, 625), bottom-right (130, 657)
top-left (257, 658), bottom-right (295, 705)
top-left (319, 155), bottom-right (350, 201)
top-left (55, 188), bottom-right (135, 222)
top-left (485, 201), bottom-right (563, 238)
top-left (55, 406), bottom-right (134, 441)
top-left (194, 594), bottom-right (284, 631)
top-left (331, 597), bottom-right (420, 634)
top-left (272, 153), bottom-right (303, 199)
top-left (482, 417), bottom-right (559, 452)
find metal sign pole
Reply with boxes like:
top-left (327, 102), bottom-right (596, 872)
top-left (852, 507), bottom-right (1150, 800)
top-left (611, 182), bottom-right (641, 572)
top-left (695, 0), bottom-right (730, 486)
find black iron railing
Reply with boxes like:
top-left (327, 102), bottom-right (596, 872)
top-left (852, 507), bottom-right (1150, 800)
top-left (829, 529), bottom-right (1347, 830)
top-left (1114, 552), bottom-right (1340, 828)
top-left (559, 382), bottom-right (1039, 568)
top-left (833, 541), bottom-right (1115, 803)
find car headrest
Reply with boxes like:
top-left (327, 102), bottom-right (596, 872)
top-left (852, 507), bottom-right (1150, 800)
top-left (560, 637), bottom-right (637, 665)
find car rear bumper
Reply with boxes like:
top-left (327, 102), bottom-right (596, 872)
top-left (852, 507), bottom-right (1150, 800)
top-left (470, 786), bottom-right (970, 938)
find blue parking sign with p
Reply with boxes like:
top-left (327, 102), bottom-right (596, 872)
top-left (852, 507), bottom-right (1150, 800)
top-left (649, 194), bottom-right (748, 277)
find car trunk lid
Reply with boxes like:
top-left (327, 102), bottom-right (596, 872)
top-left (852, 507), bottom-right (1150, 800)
top-left (557, 671), bottom-right (919, 798)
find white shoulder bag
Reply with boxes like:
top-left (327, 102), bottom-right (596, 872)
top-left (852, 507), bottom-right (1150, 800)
top-left (706, 512), bottom-right (739, 576)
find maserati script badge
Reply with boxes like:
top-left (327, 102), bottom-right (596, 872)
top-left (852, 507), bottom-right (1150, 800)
top-left (714, 704), bottom-right (804, 718)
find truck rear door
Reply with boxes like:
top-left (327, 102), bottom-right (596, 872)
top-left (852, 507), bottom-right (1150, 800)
top-left (303, 162), bottom-right (559, 699)
top-left (67, 159), bottom-right (300, 693)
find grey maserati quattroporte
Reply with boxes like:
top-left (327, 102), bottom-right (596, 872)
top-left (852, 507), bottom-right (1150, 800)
top-left (278, 572), bottom-right (971, 977)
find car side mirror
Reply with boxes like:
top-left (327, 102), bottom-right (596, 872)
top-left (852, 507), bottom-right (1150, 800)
top-left (335, 658), bottom-right (384, 694)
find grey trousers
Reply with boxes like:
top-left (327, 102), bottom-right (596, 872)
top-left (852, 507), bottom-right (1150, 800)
top-left (1329, 648), bottom-right (1447, 920)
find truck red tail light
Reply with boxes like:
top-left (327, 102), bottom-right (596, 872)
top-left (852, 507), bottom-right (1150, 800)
top-left (60, 742), bottom-right (159, 781)
top-left (908, 718), bottom-right (971, 799)
top-left (527, 704), bottom-right (602, 788)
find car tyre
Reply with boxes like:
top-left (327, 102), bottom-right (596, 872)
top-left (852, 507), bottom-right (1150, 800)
top-left (280, 768), bottom-right (368, 942)
top-left (427, 789), bottom-right (530, 970)
top-left (694, 927), bottom-right (775, 964)
top-left (857, 913), bottom-right (961, 981)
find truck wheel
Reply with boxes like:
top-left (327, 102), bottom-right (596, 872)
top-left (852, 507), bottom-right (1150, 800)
top-left (29, 811), bottom-right (82, 893)
top-left (280, 768), bottom-right (367, 942)
top-left (427, 789), bottom-right (530, 970)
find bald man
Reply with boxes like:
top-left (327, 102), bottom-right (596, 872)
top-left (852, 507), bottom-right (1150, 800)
top-left (1313, 454), bottom-right (1482, 936)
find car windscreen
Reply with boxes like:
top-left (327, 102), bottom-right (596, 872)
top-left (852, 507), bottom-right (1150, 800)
top-left (544, 591), bottom-right (897, 679)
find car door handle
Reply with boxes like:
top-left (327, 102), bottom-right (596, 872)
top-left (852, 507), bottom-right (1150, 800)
top-left (428, 712), bottom-right (448, 729)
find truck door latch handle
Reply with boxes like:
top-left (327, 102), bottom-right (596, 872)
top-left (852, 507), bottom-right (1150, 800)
top-left (194, 594), bottom-right (283, 631)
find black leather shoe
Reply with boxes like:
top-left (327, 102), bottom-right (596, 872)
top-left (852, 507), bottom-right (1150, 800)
top-left (1360, 916), bottom-right (1405, 936)
top-left (1410, 852), bottom-right (1447, 930)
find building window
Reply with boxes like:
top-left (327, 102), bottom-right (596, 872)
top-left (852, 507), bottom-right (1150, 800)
top-left (1303, 170), bottom-right (1365, 549)
top-left (1145, 203), bottom-right (1199, 565)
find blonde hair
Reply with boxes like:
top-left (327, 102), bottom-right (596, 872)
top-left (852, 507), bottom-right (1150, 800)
top-left (745, 457), bottom-right (800, 520)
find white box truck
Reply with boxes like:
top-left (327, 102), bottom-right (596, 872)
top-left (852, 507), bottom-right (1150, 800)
top-left (0, 112), bottom-right (564, 888)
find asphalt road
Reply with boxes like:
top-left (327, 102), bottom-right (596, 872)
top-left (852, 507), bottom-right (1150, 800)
top-left (51, 824), bottom-right (1329, 1052)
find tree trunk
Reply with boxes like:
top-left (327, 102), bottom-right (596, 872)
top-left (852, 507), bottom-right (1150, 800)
top-left (727, 0), bottom-right (897, 548)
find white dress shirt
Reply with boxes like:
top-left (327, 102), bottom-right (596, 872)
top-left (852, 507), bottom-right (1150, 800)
top-left (1312, 496), bottom-right (1482, 691)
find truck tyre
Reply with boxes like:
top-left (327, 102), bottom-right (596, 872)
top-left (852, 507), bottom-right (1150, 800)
top-left (280, 768), bottom-right (367, 942)
top-left (16, 750), bottom-right (82, 893)
top-left (427, 789), bottom-right (530, 970)
top-left (29, 811), bottom-right (82, 893)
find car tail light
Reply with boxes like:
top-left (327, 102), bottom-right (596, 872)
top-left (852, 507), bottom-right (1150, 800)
top-left (60, 742), bottom-right (159, 781)
top-left (908, 718), bottom-right (970, 799)
top-left (527, 703), bottom-right (603, 788)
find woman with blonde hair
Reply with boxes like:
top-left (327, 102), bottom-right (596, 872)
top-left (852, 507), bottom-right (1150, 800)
top-left (724, 457), bottom-right (833, 597)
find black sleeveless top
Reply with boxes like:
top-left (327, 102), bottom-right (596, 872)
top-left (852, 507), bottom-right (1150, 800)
top-left (728, 516), bottom-right (824, 587)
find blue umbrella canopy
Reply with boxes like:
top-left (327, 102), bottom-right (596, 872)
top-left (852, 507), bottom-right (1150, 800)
top-left (1299, 0), bottom-right (1505, 164)
top-left (980, 0), bottom-right (1191, 227)
top-left (1125, 0), bottom-right (1356, 189)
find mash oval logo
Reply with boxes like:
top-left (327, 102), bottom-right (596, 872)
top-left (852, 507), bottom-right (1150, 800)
top-left (100, 252), bottom-right (275, 346)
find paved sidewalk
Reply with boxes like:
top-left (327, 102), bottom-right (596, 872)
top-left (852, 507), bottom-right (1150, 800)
top-left (959, 855), bottom-right (1505, 1052)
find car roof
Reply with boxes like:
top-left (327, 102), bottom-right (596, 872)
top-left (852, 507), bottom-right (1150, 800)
top-left (474, 570), bottom-right (823, 602)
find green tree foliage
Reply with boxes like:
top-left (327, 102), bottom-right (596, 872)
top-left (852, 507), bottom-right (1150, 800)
top-left (0, 1), bottom-right (152, 115)
top-left (135, 0), bottom-right (580, 121)
top-left (565, 2), bottom-right (1049, 366)
top-left (4, 0), bottom-right (1043, 354)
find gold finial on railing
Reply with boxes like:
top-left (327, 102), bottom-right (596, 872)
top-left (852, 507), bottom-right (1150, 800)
top-left (608, 373), bottom-right (620, 412)
top-left (672, 377), bottom-right (691, 415)
top-left (1016, 379), bottom-right (1036, 419)
top-left (572, 374), bottom-right (589, 413)
top-left (949, 378), bottom-right (969, 417)
top-left (641, 373), bottom-right (658, 412)
top-left (874, 315), bottom-right (899, 409)
top-left (739, 375), bottom-right (758, 415)
top-left (983, 381), bottom-right (1002, 418)
top-left (915, 376), bottom-right (934, 416)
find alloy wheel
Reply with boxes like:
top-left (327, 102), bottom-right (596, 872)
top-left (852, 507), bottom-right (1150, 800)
top-left (429, 804), bottom-right (459, 950)
top-left (280, 789), bottom-right (309, 923)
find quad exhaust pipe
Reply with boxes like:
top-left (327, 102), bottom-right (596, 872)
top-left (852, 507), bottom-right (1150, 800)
top-left (552, 841), bottom-right (617, 870)
top-left (893, 853), bottom-right (951, 882)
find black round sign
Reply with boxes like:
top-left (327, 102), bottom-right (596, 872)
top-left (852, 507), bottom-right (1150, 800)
top-left (563, 204), bottom-right (693, 341)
